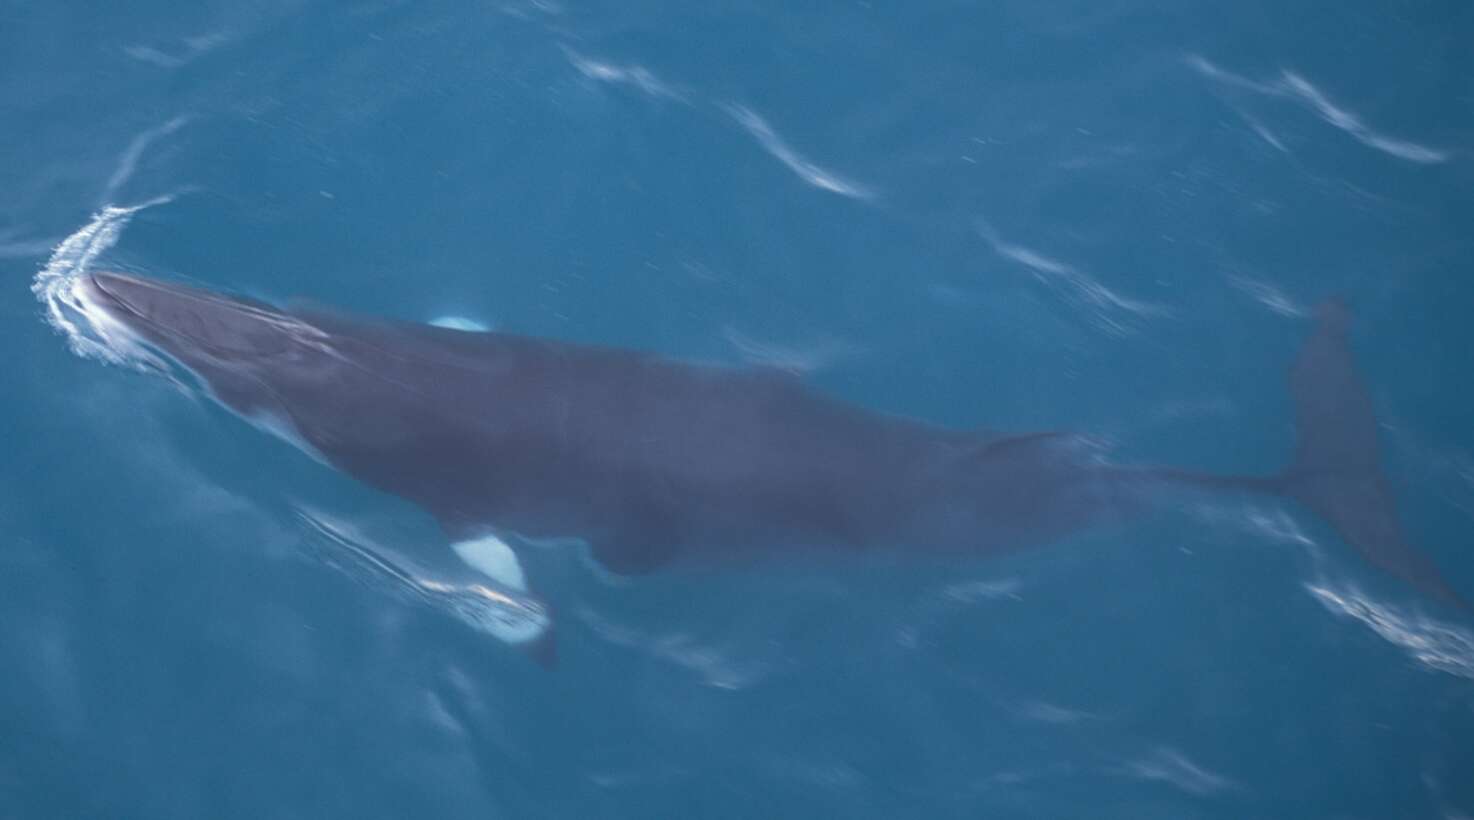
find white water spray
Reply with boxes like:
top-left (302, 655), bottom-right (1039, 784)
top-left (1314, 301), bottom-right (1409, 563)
top-left (31, 196), bottom-right (173, 369)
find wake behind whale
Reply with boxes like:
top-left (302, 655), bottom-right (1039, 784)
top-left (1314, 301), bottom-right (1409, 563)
top-left (35, 252), bottom-right (1469, 664)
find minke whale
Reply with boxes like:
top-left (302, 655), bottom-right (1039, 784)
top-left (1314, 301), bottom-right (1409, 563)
top-left (70, 271), bottom-right (1467, 662)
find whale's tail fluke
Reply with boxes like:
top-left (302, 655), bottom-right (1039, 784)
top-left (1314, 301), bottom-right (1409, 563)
top-left (1279, 299), bottom-right (1467, 610)
top-left (1139, 300), bottom-right (1465, 609)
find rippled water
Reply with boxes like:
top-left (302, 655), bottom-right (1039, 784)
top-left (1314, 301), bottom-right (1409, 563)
top-left (4, 2), bottom-right (1473, 818)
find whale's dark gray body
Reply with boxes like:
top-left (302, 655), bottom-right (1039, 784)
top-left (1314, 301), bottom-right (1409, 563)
top-left (74, 271), bottom-right (1467, 654)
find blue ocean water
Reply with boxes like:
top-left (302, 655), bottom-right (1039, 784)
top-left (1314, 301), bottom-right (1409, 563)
top-left (4, 1), bottom-right (1474, 817)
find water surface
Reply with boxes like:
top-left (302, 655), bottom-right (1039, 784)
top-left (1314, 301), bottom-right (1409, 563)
top-left (3, 1), bottom-right (1473, 817)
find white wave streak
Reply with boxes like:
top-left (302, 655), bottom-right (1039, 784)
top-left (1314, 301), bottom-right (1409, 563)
top-left (1279, 73), bottom-right (1448, 164)
top-left (721, 327), bottom-right (855, 374)
top-left (724, 104), bottom-right (875, 200)
top-left (1117, 747), bottom-right (1237, 796)
top-left (978, 223), bottom-right (1169, 334)
top-left (31, 197), bottom-right (174, 368)
top-left (1184, 54), bottom-right (1279, 95)
top-left (1232, 105), bottom-right (1290, 153)
top-left (582, 609), bottom-right (769, 690)
top-left (1306, 581), bottom-right (1474, 679)
top-left (296, 509), bottom-right (548, 644)
top-left (1228, 275), bottom-right (1306, 317)
top-left (124, 33), bottom-right (228, 69)
top-left (1187, 55), bottom-right (1448, 164)
top-left (101, 117), bottom-right (189, 205)
top-left (1241, 505), bottom-right (1315, 547)
top-left (563, 47), bottom-right (684, 101)
top-left (1015, 699), bottom-right (1095, 725)
top-left (296, 509), bottom-right (427, 596)
top-left (943, 577), bottom-right (1024, 603)
top-left (0, 227), bottom-right (60, 259)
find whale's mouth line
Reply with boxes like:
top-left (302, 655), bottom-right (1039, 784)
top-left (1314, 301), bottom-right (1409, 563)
top-left (85, 271), bottom-right (331, 358)
top-left (92, 271), bottom-right (272, 322)
top-left (70, 273), bottom-right (217, 370)
top-left (84, 273), bottom-right (218, 354)
top-left (85, 273), bottom-right (171, 335)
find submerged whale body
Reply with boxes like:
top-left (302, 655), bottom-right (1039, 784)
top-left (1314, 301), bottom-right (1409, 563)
top-left (71, 271), bottom-right (1468, 659)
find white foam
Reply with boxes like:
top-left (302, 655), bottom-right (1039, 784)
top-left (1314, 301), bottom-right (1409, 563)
top-left (1306, 581), bottom-right (1474, 680)
top-left (32, 197), bottom-right (175, 369)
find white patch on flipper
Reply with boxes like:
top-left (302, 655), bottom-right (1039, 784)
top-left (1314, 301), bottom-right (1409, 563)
top-left (452, 535), bottom-right (526, 591)
top-left (430, 316), bottom-right (491, 332)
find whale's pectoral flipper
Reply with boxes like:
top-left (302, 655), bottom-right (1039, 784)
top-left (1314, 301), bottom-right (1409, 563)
top-left (445, 533), bottom-right (558, 667)
top-left (1283, 300), bottom-right (1468, 610)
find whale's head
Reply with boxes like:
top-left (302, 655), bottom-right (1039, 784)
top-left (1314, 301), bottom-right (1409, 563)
top-left (74, 272), bottom-right (349, 444)
top-left (78, 271), bottom-right (325, 364)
